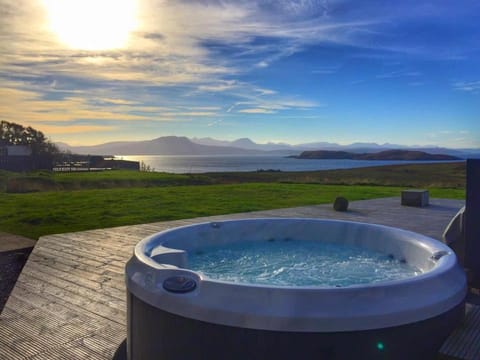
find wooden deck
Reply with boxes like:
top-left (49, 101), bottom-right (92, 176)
top-left (0, 197), bottom-right (477, 359)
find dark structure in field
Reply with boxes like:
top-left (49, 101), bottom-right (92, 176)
top-left (54, 154), bottom-right (140, 171)
top-left (465, 159), bottom-right (480, 287)
top-left (0, 145), bottom-right (52, 171)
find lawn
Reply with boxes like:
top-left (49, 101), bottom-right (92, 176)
top-left (0, 183), bottom-right (464, 239)
top-left (0, 161), bottom-right (466, 192)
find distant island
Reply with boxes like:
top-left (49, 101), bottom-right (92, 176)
top-left (290, 149), bottom-right (461, 161)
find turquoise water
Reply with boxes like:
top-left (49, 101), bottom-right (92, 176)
top-left (187, 239), bottom-right (422, 287)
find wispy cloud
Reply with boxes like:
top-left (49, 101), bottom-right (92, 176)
top-left (426, 129), bottom-right (479, 148)
top-left (1, 0), bottom-right (478, 145)
top-left (207, 119), bottom-right (223, 127)
top-left (376, 70), bottom-right (422, 79)
top-left (408, 81), bottom-right (425, 87)
top-left (239, 108), bottom-right (275, 114)
top-left (453, 80), bottom-right (480, 93)
top-left (312, 67), bottom-right (340, 75)
top-left (227, 95), bottom-right (319, 115)
top-left (3, 0), bottom-right (341, 136)
top-left (197, 80), bottom-right (238, 92)
top-left (255, 88), bottom-right (277, 96)
top-left (38, 124), bottom-right (115, 135)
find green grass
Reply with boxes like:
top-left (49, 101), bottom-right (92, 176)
top-left (1, 170), bottom-right (208, 192)
top-left (0, 183), bottom-right (464, 239)
top-left (0, 162), bottom-right (465, 239)
top-left (0, 162), bottom-right (466, 193)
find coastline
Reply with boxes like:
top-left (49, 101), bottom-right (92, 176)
top-left (119, 154), bottom-right (465, 174)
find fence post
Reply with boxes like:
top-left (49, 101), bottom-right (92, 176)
top-left (465, 159), bottom-right (480, 287)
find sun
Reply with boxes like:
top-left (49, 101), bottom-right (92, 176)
top-left (43, 0), bottom-right (138, 51)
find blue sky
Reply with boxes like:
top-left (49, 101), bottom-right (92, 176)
top-left (0, 0), bottom-right (479, 147)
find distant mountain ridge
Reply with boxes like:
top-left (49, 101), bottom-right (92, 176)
top-left (58, 136), bottom-right (261, 156)
top-left (57, 136), bottom-right (480, 158)
top-left (191, 137), bottom-right (295, 151)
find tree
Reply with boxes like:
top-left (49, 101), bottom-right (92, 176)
top-left (0, 120), bottom-right (60, 169)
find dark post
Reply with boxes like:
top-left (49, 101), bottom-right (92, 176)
top-left (465, 159), bottom-right (480, 287)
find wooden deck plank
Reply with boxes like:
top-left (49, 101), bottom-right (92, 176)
top-left (441, 305), bottom-right (480, 360)
top-left (4, 296), bottom-right (107, 332)
top-left (36, 241), bottom-right (128, 263)
top-left (23, 260), bottom-right (125, 301)
top-left (32, 246), bottom-right (120, 271)
top-left (29, 252), bottom-right (125, 281)
top-left (1, 307), bottom-right (96, 349)
top-left (0, 318), bottom-right (40, 359)
top-left (26, 341), bottom-right (110, 360)
top-left (28, 253), bottom-right (123, 278)
top-left (12, 280), bottom-right (121, 326)
top-left (36, 237), bottom-right (129, 261)
top-left (17, 266), bottom-right (126, 312)
top-left (14, 276), bottom-right (126, 324)
top-left (27, 254), bottom-right (125, 292)
top-left (8, 290), bottom-right (107, 329)
top-left (1, 197), bottom-right (476, 359)
top-left (42, 233), bottom-right (138, 253)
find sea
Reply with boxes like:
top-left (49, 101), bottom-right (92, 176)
top-left (118, 155), bottom-right (459, 173)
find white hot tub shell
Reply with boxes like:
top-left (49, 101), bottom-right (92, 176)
top-left (125, 218), bottom-right (467, 360)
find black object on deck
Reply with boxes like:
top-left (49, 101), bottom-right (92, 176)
top-left (465, 159), bottom-right (480, 287)
top-left (163, 276), bottom-right (197, 293)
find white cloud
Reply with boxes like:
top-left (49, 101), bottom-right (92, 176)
top-left (256, 61), bottom-right (269, 68)
top-left (3, 0), bottom-right (342, 134)
top-left (425, 130), bottom-right (479, 148)
top-left (2, 0), bottom-right (476, 144)
top-left (255, 88), bottom-right (277, 95)
top-left (408, 81), bottom-right (424, 86)
top-left (312, 66), bottom-right (340, 75)
top-left (1, 0), bottom-right (382, 89)
top-left (207, 119), bottom-right (224, 127)
top-left (197, 80), bottom-right (238, 92)
top-left (376, 70), bottom-right (422, 79)
top-left (453, 81), bottom-right (480, 92)
top-left (239, 108), bottom-right (275, 114)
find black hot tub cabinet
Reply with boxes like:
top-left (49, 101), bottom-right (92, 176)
top-left (125, 218), bottom-right (467, 360)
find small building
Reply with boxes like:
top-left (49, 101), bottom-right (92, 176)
top-left (0, 145), bottom-right (34, 171)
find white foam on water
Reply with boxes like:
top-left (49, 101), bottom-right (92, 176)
top-left (188, 239), bottom-right (422, 287)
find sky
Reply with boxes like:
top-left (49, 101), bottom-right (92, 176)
top-left (0, 0), bottom-right (479, 148)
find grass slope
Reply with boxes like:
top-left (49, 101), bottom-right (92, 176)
top-left (0, 183), bottom-right (464, 239)
top-left (1, 162), bottom-right (466, 192)
top-left (0, 162), bottom-right (465, 239)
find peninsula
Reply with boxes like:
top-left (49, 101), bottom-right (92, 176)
top-left (290, 149), bottom-right (461, 161)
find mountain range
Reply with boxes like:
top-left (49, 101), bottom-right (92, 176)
top-left (56, 136), bottom-right (480, 158)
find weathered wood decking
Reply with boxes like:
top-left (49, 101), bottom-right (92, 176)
top-left (0, 197), bottom-right (477, 359)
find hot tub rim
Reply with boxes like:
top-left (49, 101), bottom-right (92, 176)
top-left (126, 218), bottom-right (467, 332)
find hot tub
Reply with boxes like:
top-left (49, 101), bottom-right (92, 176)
top-left (125, 218), bottom-right (466, 360)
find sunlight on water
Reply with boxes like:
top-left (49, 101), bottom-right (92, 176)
top-left (120, 155), bottom-right (449, 174)
top-left (188, 239), bottom-right (422, 287)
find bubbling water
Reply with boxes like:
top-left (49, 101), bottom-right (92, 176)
top-left (187, 239), bottom-right (422, 287)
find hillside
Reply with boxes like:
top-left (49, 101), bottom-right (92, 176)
top-left (59, 136), bottom-right (259, 156)
top-left (292, 149), bottom-right (461, 161)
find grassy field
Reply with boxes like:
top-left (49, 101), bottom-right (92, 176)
top-left (0, 161), bottom-right (466, 192)
top-left (0, 162), bottom-right (466, 239)
top-left (0, 183), bottom-right (464, 239)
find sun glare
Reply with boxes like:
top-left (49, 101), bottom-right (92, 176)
top-left (43, 0), bottom-right (138, 51)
